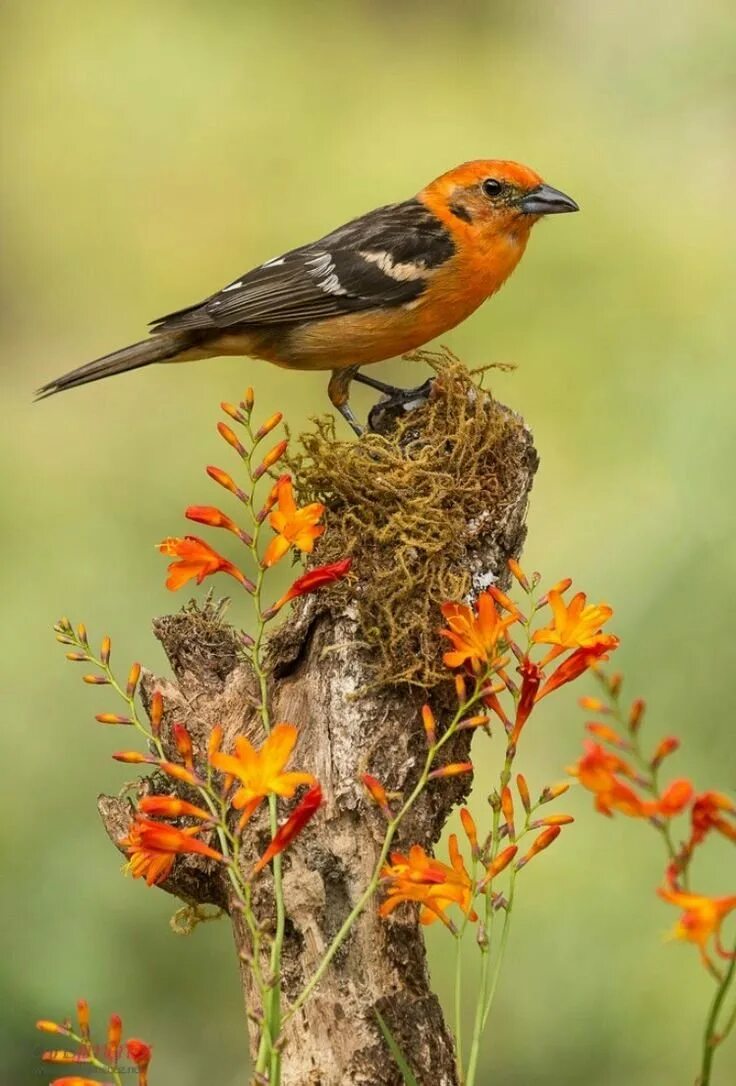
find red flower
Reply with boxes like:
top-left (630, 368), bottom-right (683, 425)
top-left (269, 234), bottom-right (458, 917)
top-left (511, 658), bottom-right (542, 741)
top-left (126, 1038), bottom-right (152, 1085)
top-left (536, 638), bottom-right (619, 701)
top-left (690, 791), bottom-right (736, 846)
top-left (272, 558), bottom-right (352, 611)
top-left (253, 784), bottom-right (323, 874)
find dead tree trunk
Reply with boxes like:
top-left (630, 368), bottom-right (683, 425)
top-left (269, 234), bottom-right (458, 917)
top-left (98, 371), bottom-right (537, 1085)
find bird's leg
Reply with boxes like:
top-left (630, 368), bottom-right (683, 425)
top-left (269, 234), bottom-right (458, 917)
top-left (352, 372), bottom-right (404, 396)
top-left (354, 369), bottom-right (434, 409)
top-left (328, 367), bottom-right (364, 436)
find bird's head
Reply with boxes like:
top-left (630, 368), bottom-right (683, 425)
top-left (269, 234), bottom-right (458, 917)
top-left (420, 160), bottom-right (579, 241)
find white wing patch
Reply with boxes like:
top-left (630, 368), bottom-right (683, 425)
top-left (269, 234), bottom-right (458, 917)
top-left (261, 256), bottom-right (286, 268)
top-left (222, 278), bottom-right (244, 293)
top-left (305, 252), bottom-right (348, 296)
top-left (359, 250), bottom-right (428, 282)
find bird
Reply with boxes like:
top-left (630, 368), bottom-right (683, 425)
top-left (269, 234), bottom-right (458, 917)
top-left (37, 160), bottom-right (578, 433)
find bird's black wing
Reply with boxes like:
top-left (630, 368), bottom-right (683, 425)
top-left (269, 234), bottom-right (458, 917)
top-left (150, 200), bottom-right (455, 333)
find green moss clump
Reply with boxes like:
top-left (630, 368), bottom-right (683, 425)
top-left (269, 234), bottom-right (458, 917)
top-left (290, 352), bottom-right (532, 689)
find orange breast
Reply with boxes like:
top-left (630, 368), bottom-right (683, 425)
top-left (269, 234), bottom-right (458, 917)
top-left (263, 237), bottom-right (528, 371)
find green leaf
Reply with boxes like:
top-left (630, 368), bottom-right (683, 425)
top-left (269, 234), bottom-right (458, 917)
top-left (374, 1008), bottom-right (420, 1086)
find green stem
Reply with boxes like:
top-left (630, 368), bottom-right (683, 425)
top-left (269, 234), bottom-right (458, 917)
top-left (454, 933), bottom-right (465, 1083)
top-left (240, 433), bottom-right (286, 1082)
top-left (453, 857), bottom-right (479, 1084)
top-left (699, 943), bottom-right (736, 1085)
top-left (465, 680), bottom-right (522, 1086)
top-left (285, 687), bottom-right (482, 1026)
top-left (465, 891), bottom-right (492, 1086)
top-left (63, 1028), bottom-right (123, 1086)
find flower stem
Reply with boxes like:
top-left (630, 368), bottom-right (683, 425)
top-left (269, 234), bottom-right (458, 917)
top-left (285, 685), bottom-right (485, 1026)
top-left (698, 941), bottom-right (736, 1085)
top-left (454, 935), bottom-right (465, 1083)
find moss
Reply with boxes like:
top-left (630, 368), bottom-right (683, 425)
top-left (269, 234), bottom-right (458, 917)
top-left (289, 351), bottom-right (532, 689)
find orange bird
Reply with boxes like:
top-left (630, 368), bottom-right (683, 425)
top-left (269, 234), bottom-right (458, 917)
top-left (38, 160), bottom-right (578, 433)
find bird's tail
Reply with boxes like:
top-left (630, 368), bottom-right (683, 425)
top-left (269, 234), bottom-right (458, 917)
top-left (35, 331), bottom-right (197, 400)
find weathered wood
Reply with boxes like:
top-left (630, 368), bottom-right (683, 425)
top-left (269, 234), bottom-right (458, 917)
top-left (98, 386), bottom-right (537, 1085)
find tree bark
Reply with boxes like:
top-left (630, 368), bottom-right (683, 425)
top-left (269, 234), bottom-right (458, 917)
top-left (98, 387), bottom-right (537, 1086)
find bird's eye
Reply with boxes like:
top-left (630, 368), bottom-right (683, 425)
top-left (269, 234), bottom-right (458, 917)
top-left (481, 178), bottom-right (503, 198)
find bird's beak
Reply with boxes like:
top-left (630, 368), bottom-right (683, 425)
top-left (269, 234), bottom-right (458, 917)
top-left (519, 183), bottom-right (579, 215)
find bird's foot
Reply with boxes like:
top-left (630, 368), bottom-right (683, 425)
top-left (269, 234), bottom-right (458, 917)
top-left (366, 379), bottom-right (434, 434)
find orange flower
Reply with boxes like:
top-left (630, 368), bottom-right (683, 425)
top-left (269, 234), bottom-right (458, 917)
top-left (271, 558), bottom-right (352, 611)
top-left (568, 741), bottom-right (656, 818)
top-left (690, 791), bottom-right (736, 846)
top-left (379, 837), bottom-right (477, 929)
top-left (658, 887), bottom-right (736, 970)
top-left (253, 783), bottom-right (323, 874)
top-left (262, 476), bottom-right (325, 568)
top-left (210, 723), bottom-right (316, 830)
top-left (158, 536), bottom-right (253, 592)
top-left (532, 589), bottom-right (614, 664)
top-left (440, 590), bottom-right (516, 673)
top-left (119, 817), bottom-right (223, 885)
top-left (536, 638), bottom-right (619, 701)
top-left (656, 778), bottom-right (694, 818)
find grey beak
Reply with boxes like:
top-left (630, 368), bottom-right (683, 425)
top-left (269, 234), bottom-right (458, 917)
top-left (520, 183), bottom-right (579, 215)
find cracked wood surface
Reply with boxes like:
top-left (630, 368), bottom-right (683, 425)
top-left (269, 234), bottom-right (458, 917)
top-left (97, 391), bottom-right (537, 1085)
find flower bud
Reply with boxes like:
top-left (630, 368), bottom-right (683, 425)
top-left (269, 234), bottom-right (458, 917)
top-left (516, 825), bottom-right (561, 869)
top-left (255, 412), bottom-right (283, 440)
top-left (254, 439), bottom-right (288, 478)
top-left (507, 558), bottom-right (530, 591)
top-left (95, 713), bottom-right (133, 725)
top-left (539, 781), bottom-right (570, 803)
top-left (628, 697), bottom-right (645, 732)
top-left (651, 736), bottom-right (679, 769)
top-left (421, 704), bottom-right (436, 745)
top-left (172, 723), bottom-right (194, 769)
top-left (149, 690), bottom-right (163, 736)
top-left (126, 662), bottom-right (141, 699)
top-left (361, 774), bottom-right (390, 816)
top-left (460, 808), bottom-right (479, 859)
top-left (429, 761), bottom-right (473, 780)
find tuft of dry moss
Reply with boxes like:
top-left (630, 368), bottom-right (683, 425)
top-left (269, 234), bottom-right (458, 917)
top-left (289, 351), bottom-right (534, 690)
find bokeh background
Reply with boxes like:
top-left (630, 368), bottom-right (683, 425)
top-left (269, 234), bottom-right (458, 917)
top-left (2, 2), bottom-right (735, 1083)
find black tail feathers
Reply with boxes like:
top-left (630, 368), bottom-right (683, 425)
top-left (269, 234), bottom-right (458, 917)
top-left (35, 332), bottom-right (193, 400)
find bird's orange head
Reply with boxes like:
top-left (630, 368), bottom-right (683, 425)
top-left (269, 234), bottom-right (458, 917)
top-left (419, 160), bottom-right (578, 243)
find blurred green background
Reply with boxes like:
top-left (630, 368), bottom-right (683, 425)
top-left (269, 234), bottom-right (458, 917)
top-left (2, 1), bottom-right (734, 1083)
